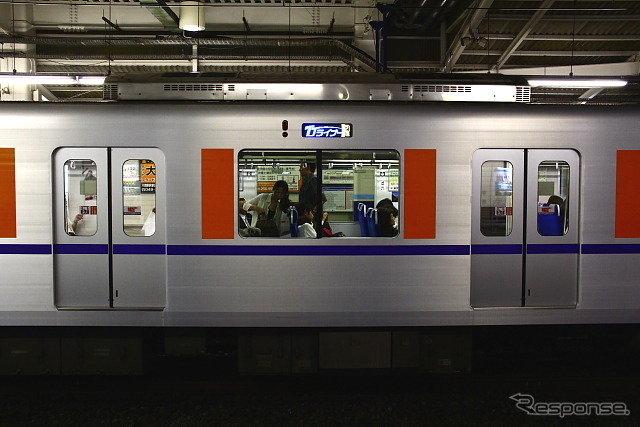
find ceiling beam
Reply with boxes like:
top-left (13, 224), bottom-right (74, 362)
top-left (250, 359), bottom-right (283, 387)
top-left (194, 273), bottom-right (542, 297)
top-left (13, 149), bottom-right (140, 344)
top-left (578, 87), bottom-right (603, 100)
top-left (478, 34), bottom-right (640, 42)
top-left (463, 50), bottom-right (639, 57)
top-left (493, 0), bottom-right (556, 72)
top-left (481, 61), bottom-right (640, 76)
top-left (482, 14), bottom-right (640, 22)
top-left (442, 0), bottom-right (494, 72)
top-left (140, 0), bottom-right (180, 29)
top-left (35, 84), bottom-right (59, 101)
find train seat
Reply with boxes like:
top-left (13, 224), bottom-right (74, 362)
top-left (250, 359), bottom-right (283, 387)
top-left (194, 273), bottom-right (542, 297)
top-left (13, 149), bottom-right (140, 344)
top-left (367, 208), bottom-right (379, 237)
top-left (537, 203), bottom-right (564, 236)
top-left (357, 203), bottom-right (369, 237)
top-left (289, 207), bottom-right (299, 237)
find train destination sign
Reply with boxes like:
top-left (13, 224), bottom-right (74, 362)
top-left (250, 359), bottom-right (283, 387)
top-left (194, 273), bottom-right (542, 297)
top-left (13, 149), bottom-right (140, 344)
top-left (302, 123), bottom-right (352, 138)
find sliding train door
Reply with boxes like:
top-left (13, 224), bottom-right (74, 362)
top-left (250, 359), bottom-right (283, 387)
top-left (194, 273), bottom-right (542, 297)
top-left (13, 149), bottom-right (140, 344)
top-left (470, 149), bottom-right (579, 308)
top-left (53, 147), bottom-right (166, 309)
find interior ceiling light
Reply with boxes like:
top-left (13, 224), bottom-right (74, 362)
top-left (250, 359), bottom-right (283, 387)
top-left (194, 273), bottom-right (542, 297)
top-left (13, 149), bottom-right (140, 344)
top-left (0, 74), bottom-right (106, 85)
top-left (527, 78), bottom-right (628, 88)
top-left (179, 1), bottom-right (206, 32)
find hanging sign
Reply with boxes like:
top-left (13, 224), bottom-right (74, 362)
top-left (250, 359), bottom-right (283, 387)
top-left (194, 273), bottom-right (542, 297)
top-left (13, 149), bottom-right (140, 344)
top-left (140, 160), bottom-right (156, 194)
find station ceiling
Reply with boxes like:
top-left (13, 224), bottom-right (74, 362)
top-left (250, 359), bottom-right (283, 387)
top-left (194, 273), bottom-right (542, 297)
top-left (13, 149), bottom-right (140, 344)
top-left (1, 0), bottom-right (639, 103)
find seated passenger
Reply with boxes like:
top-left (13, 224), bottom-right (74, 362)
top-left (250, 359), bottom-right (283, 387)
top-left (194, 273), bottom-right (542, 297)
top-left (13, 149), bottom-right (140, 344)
top-left (376, 198), bottom-right (394, 209)
top-left (377, 204), bottom-right (399, 237)
top-left (67, 213), bottom-right (84, 235)
top-left (243, 181), bottom-right (291, 237)
top-left (297, 204), bottom-right (317, 238)
top-left (547, 195), bottom-right (568, 234)
top-left (547, 195), bottom-right (564, 208)
top-left (238, 198), bottom-right (260, 237)
top-left (321, 211), bottom-right (345, 237)
top-left (143, 207), bottom-right (156, 236)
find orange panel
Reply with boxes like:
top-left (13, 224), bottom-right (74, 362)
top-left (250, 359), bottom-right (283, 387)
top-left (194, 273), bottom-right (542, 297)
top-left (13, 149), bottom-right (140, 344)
top-left (404, 149), bottom-right (436, 239)
top-left (615, 150), bottom-right (640, 238)
top-left (202, 149), bottom-right (235, 239)
top-left (0, 148), bottom-right (17, 238)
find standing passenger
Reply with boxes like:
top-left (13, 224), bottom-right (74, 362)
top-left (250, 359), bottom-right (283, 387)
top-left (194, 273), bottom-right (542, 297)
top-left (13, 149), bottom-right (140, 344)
top-left (299, 162), bottom-right (318, 211)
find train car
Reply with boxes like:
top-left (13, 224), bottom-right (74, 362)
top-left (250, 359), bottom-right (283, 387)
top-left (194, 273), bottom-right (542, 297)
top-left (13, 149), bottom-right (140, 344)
top-left (1, 76), bottom-right (639, 342)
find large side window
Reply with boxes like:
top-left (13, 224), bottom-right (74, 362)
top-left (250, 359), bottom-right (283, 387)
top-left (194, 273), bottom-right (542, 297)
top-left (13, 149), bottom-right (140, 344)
top-left (238, 150), bottom-right (400, 238)
top-left (63, 159), bottom-right (98, 236)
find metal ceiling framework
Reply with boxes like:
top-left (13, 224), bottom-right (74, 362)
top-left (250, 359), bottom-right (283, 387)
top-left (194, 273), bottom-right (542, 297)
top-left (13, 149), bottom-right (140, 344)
top-left (0, 0), bottom-right (638, 103)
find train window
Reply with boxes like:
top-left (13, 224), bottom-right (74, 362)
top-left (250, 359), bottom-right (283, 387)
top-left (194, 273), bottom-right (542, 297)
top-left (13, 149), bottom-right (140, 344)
top-left (480, 161), bottom-right (514, 237)
top-left (63, 159), bottom-right (98, 236)
top-left (122, 159), bottom-right (157, 237)
top-left (537, 160), bottom-right (570, 236)
top-left (238, 150), bottom-right (400, 238)
top-left (322, 150), bottom-right (400, 237)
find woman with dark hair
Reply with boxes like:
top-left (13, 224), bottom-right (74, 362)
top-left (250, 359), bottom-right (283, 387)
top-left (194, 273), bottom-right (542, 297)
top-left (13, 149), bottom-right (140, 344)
top-left (243, 180), bottom-right (291, 236)
top-left (377, 204), bottom-right (399, 237)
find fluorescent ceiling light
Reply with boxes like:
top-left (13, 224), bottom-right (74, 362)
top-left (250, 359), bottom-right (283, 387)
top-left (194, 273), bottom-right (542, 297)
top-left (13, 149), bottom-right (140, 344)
top-left (0, 74), bottom-right (77, 85)
top-left (78, 76), bottom-right (106, 85)
top-left (528, 78), bottom-right (627, 88)
top-left (0, 74), bottom-right (106, 85)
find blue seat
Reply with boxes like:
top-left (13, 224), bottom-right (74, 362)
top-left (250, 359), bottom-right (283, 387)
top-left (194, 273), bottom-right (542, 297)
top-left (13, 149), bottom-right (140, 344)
top-left (537, 203), bottom-right (563, 236)
top-left (289, 207), bottom-right (299, 237)
top-left (366, 208), bottom-right (379, 237)
top-left (357, 203), bottom-right (369, 237)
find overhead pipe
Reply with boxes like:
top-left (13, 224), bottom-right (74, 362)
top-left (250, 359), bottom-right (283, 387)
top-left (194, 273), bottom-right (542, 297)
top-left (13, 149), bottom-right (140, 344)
top-left (1, 36), bottom-right (377, 71)
top-left (370, 4), bottom-right (393, 73)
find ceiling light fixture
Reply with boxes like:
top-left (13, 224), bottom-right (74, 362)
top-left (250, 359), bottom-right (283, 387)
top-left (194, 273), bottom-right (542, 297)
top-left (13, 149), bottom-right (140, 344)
top-left (0, 74), bottom-right (106, 85)
top-left (0, 74), bottom-right (76, 85)
top-left (179, 1), bottom-right (206, 32)
top-left (0, 73), bottom-right (105, 86)
top-left (527, 78), bottom-right (628, 88)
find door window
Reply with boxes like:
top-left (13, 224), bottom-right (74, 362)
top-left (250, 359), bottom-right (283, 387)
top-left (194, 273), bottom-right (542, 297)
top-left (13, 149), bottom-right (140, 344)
top-left (537, 160), bottom-right (569, 236)
top-left (480, 161), bottom-right (513, 237)
top-left (122, 159), bottom-right (157, 237)
top-left (63, 159), bottom-right (98, 236)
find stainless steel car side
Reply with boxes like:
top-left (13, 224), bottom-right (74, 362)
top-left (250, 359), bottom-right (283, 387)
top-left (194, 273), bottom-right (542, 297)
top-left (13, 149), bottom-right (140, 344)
top-left (0, 101), bottom-right (639, 328)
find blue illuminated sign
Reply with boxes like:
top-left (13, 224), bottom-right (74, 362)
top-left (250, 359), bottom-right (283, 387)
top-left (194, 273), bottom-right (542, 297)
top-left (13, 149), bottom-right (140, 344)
top-left (302, 123), bottom-right (352, 138)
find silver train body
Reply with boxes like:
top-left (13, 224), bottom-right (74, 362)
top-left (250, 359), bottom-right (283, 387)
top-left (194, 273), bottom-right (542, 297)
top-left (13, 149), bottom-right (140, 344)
top-left (1, 100), bottom-right (639, 328)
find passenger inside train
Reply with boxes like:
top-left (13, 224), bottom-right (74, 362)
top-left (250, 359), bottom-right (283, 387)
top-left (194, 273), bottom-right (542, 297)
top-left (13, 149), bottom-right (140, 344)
top-left (377, 204), bottom-right (399, 237)
top-left (297, 204), bottom-right (317, 238)
top-left (238, 150), bottom-right (400, 238)
top-left (242, 180), bottom-right (291, 237)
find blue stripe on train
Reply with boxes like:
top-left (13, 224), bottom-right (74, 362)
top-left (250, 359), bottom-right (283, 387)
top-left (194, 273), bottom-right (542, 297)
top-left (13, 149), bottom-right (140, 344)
top-left (53, 244), bottom-right (109, 254)
top-left (0, 244), bottom-right (52, 254)
top-left (471, 244), bottom-right (522, 255)
top-left (113, 244), bottom-right (166, 255)
top-left (168, 245), bottom-right (470, 256)
top-left (581, 244), bottom-right (640, 254)
top-left (53, 244), bottom-right (166, 255)
top-left (527, 244), bottom-right (580, 254)
top-left (2, 243), bottom-right (640, 255)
